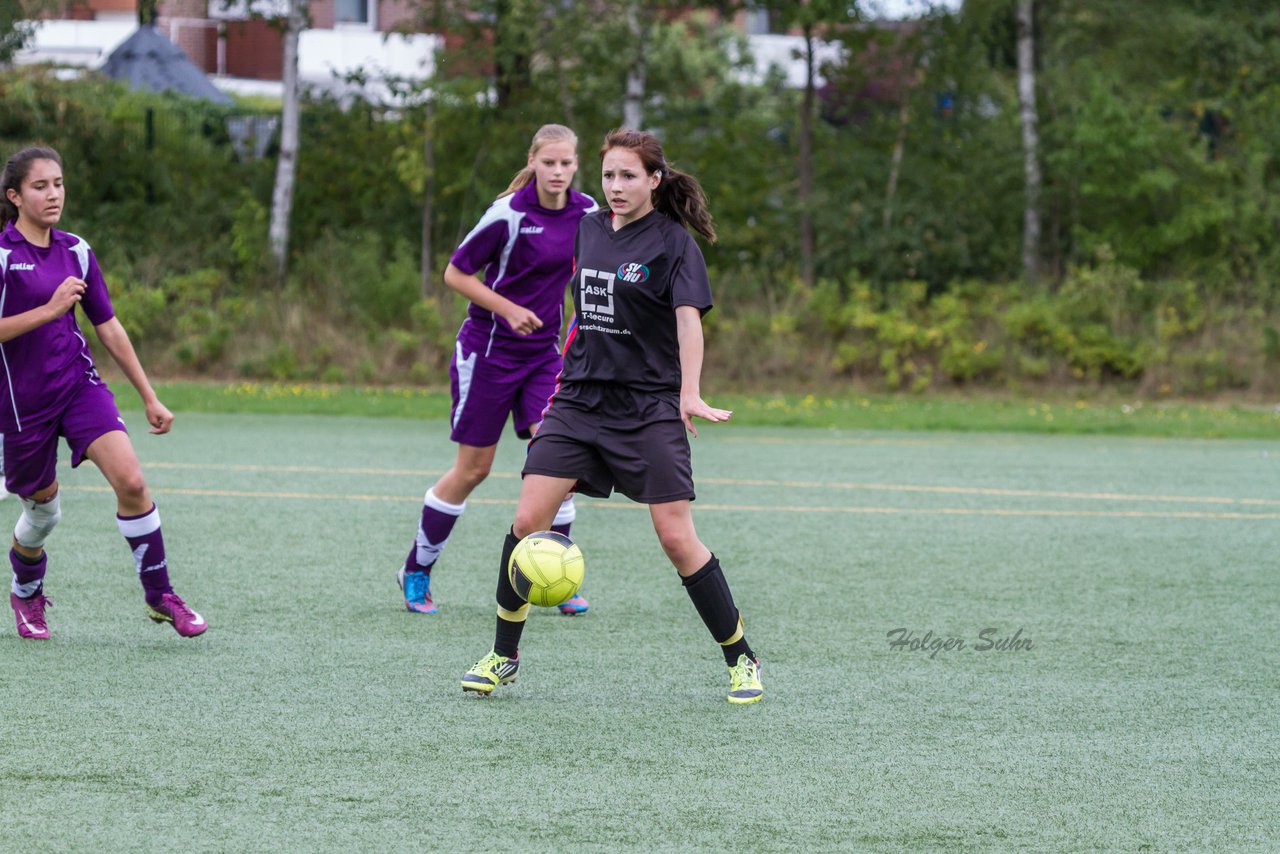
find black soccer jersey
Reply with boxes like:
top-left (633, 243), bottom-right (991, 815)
top-left (561, 209), bottom-right (713, 395)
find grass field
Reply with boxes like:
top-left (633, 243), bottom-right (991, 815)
top-left (147, 380), bottom-right (1280, 438)
top-left (1, 408), bottom-right (1277, 850)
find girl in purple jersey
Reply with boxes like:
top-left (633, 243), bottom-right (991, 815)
top-left (397, 124), bottom-right (597, 616)
top-left (0, 146), bottom-right (206, 640)
top-left (461, 130), bottom-right (763, 705)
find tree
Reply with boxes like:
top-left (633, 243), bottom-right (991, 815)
top-left (1016, 0), bottom-right (1040, 282)
top-left (2, 0), bottom-right (56, 66)
top-left (753, 0), bottom-right (864, 288)
top-left (269, 0), bottom-right (307, 281)
top-left (623, 0), bottom-right (650, 128)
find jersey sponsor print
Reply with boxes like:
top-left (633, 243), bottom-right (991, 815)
top-left (563, 210), bottom-right (712, 394)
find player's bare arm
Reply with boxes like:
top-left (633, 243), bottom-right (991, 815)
top-left (676, 304), bottom-right (732, 437)
top-left (94, 316), bottom-right (173, 434)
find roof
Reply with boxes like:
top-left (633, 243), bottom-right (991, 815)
top-left (100, 26), bottom-right (233, 105)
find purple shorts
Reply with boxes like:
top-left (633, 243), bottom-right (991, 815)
top-left (448, 332), bottom-right (561, 447)
top-left (4, 379), bottom-right (127, 497)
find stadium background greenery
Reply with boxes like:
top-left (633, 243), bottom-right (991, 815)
top-left (2, 0), bottom-right (1280, 396)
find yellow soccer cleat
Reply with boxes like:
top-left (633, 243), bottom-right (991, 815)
top-left (727, 654), bottom-right (763, 705)
top-left (461, 650), bottom-right (519, 695)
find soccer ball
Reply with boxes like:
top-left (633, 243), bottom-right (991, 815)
top-left (508, 531), bottom-right (585, 608)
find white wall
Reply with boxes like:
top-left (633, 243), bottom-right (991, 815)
top-left (14, 19), bottom-right (438, 103)
top-left (15, 20), bottom-right (136, 68)
top-left (737, 34), bottom-right (846, 89)
top-left (298, 29), bottom-right (437, 86)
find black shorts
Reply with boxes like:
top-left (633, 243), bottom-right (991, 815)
top-left (523, 401), bottom-right (695, 504)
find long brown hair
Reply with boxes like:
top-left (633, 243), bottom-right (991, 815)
top-left (600, 129), bottom-right (716, 243)
top-left (498, 124), bottom-right (578, 199)
top-left (2, 146), bottom-right (62, 228)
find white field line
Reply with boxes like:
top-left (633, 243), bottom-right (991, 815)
top-left (60, 484), bottom-right (1280, 521)
top-left (139, 461), bottom-right (1280, 508)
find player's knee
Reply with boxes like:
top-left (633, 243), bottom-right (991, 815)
top-left (458, 459), bottom-right (493, 488)
top-left (14, 491), bottom-right (62, 549)
top-left (513, 507), bottom-right (553, 538)
top-left (654, 525), bottom-right (697, 563)
top-left (114, 470), bottom-right (149, 506)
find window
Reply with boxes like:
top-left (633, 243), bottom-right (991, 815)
top-left (335, 0), bottom-right (375, 27)
top-left (745, 7), bottom-right (771, 35)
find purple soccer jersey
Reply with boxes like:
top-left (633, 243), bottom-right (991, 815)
top-left (0, 223), bottom-right (115, 433)
top-left (450, 180), bottom-right (597, 353)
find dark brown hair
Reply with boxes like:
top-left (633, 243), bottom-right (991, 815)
top-left (2, 146), bottom-right (62, 228)
top-left (600, 129), bottom-right (716, 243)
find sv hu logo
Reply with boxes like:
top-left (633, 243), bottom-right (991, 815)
top-left (617, 262), bottom-right (650, 284)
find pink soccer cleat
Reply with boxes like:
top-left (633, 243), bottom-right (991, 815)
top-left (558, 593), bottom-right (589, 616)
top-left (10, 591), bottom-right (51, 640)
top-left (146, 592), bottom-right (208, 637)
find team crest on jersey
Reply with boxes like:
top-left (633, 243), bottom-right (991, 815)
top-left (616, 262), bottom-right (650, 284)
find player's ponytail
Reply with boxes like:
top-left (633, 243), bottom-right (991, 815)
top-left (1, 145), bottom-right (62, 228)
top-left (653, 164), bottom-right (716, 244)
top-left (600, 129), bottom-right (716, 244)
top-left (498, 123), bottom-right (579, 199)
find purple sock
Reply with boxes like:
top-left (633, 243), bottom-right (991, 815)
top-left (405, 488), bottom-right (465, 575)
top-left (9, 548), bottom-right (47, 598)
top-left (117, 504), bottom-right (173, 607)
top-left (551, 522), bottom-right (572, 537)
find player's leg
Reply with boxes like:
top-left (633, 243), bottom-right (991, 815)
top-left (650, 501), bottom-right (762, 704)
top-left (83, 429), bottom-right (206, 638)
top-left (515, 347), bottom-right (590, 616)
top-left (399, 442), bottom-right (497, 615)
top-left (7, 425), bottom-right (62, 640)
top-left (461, 473), bottom-right (574, 695)
top-left (551, 493), bottom-right (589, 615)
top-left (401, 336), bottom-right (519, 614)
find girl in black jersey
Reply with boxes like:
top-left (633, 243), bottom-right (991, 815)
top-left (462, 130), bottom-right (762, 704)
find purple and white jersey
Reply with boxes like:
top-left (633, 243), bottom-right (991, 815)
top-left (450, 180), bottom-right (597, 352)
top-left (0, 222), bottom-right (115, 432)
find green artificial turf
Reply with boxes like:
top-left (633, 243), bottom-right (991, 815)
top-left (1, 412), bottom-right (1276, 850)
top-left (142, 379), bottom-right (1280, 439)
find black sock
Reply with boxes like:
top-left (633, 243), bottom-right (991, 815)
top-left (494, 529), bottom-right (526, 658)
top-left (682, 555), bottom-right (754, 666)
top-left (494, 615), bottom-right (524, 660)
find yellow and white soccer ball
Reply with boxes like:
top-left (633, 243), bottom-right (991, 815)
top-left (508, 531), bottom-right (585, 608)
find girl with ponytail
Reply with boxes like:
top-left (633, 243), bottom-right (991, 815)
top-left (395, 124), bottom-right (598, 616)
top-left (460, 130), bottom-right (764, 705)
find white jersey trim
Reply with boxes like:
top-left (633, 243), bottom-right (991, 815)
top-left (455, 196), bottom-right (525, 292)
top-left (451, 340), bottom-right (477, 430)
top-left (64, 232), bottom-right (92, 278)
top-left (0, 247), bottom-right (21, 431)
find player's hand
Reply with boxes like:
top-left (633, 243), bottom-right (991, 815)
top-left (680, 395), bottom-right (733, 438)
top-left (503, 306), bottom-right (543, 337)
top-left (47, 277), bottom-right (86, 317)
top-left (145, 400), bottom-right (174, 435)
